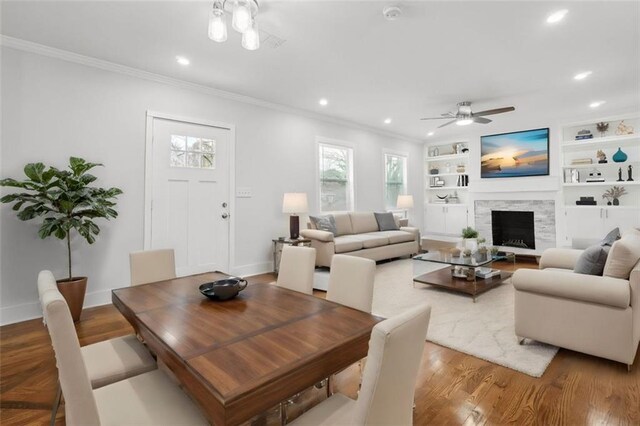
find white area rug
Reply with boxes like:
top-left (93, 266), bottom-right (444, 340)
top-left (370, 259), bottom-right (558, 377)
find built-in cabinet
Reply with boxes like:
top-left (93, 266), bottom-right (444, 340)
top-left (560, 114), bottom-right (640, 243)
top-left (423, 141), bottom-right (470, 236)
top-left (424, 204), bottom-right (468, 235)
top-left (565, 206), bottom-right (640, 240)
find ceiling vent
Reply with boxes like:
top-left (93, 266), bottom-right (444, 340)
top-left (383, 5), bottom-right (402, 21)
top-left (260, 29), bottom-right (286, 49)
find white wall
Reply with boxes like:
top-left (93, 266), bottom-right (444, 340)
top-left (0, 46), bottom-right (423, 325)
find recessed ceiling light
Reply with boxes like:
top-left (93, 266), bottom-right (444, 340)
top-left (176, 56), bottom-right (190, 66)
top-left (589, 101), bottom-right (606, 108)
top-left (546, 9), bottom-right (568, 24)
top-left (574, 71), bottom-right (592, 80)
top-left (384, 118), bottom-right (392, 124)
top-left (427, 131), bottom-right (435, 136)
top-left (456, 118), bottom-right (474, 126)
top-left (319, 98), bottom-right (328, 106)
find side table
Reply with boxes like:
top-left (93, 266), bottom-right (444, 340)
top-left (272, 238), bottom-right (312, 274)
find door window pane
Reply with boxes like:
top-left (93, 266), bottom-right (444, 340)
top-left (319, 143), bottom-right (354, 212)
top-left (170, 135), bottom-right (216, 169)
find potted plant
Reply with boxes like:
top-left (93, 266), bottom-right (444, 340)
top-left (0, 157), bottom-right (122, 321)
top-left (477, 237), bottom-right (488, 260)
top-left (602, 186), bottom-right (628, 206)
top-left (461, 226), bottom-right (479, 252)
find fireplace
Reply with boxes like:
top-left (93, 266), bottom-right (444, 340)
top-left (491, 210), bottom-right (536, 249)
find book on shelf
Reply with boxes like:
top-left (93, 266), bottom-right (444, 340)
top-left (570, 158), bottom-right (593, 165)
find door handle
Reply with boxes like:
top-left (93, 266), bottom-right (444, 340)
top-left (221, 213), bottom-right (229, 219)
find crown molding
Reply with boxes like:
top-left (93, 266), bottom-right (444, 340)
top-left (0, 35), bottom-right (421, 144)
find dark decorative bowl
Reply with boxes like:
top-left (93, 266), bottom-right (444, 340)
top-left (199, 278), bottom-right (248, 301)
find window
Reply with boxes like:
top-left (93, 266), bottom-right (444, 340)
top-left (384, 153), bottom-right (407, 209)
top-left (170, 135), bottom-right (216, 169)
top-left (318, 142), bottom-right (354, 212)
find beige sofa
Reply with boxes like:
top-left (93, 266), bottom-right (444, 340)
top-left (300, 212), bottom-right (419, 267)
top-left (512, 247), bottom-right (640, 369)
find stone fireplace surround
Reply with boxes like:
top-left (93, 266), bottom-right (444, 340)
top-left (474, 200), bottom-right (556, 253)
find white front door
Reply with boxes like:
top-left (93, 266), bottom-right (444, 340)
top-left (149, 117), bottom-right (231, 276)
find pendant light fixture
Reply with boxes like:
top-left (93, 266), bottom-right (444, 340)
top-left (208, 1), bottom-right (227, 42)
top-left (208, 0), bottom-right (260, 50)
top-left (241, 19), bottom-right (260, 50)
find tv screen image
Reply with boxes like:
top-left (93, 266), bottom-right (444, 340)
top-left (480, 128), bottom-right (550, 178)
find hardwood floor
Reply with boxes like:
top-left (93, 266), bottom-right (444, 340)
top-left (1, 261), bottom-right (639, 425)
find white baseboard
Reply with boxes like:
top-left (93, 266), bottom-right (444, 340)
top-left (0, 288), bottom-right (114, 326)
top-left (231, 261), bottom-right (273, 278)
top-left (0, 263), bottom-right (273, 326)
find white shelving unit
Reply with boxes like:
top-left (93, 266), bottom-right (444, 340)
top-left (560, 114), bottom-right (640, 244)
top-left (423, 142), bottom-right (471, 237)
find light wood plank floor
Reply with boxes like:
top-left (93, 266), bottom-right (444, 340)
top-left (1, 259), bottom-right (638, 425)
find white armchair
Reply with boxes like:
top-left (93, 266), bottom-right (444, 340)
top-left (512, 247), bottom-right (640, 370)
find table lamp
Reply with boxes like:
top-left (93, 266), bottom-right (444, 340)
top-left (397, 194), bottom-right (414, 218)
top-left (282, 193), bottom-right (308, 239)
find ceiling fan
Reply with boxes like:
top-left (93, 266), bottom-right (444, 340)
top-left (421, 101), bottom-right (515, 128)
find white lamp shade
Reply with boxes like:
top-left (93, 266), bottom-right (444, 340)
top-left (397, 195), bottom-right (414, 209)
top-left (232, 0), bottom-right (252, 33)
top-left (241, 20), bottom-right (260, 50)
top-left (208, 12), bottom-right (227, 42)
top-left (283, 193), bottom-right (308, 214)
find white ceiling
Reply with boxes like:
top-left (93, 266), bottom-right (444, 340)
top-left (2, 1), bottom-right (639, 140)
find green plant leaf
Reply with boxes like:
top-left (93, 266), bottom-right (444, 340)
top-left (24, 163), bottom-right (46, 183)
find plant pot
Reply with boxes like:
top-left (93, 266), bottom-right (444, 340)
top-left (464, 238), bottom-right (478, 252)
top-left (56, 277), bottom-right (87, 322)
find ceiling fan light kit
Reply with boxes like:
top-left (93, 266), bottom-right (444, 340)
top-left (208, 0), bottom-right (260, 50)
top-left (421, 101), bottom-right (515, 129)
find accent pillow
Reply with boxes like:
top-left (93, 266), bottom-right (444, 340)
top-left (374, 212), bottom-right (399, 231)
top-left (603, 236), bottom-right (640, 279)
top-left (573, 245), bottom-right (610, 275)
top-left (309, 215), bottom-right (337, 235)
top-left (600, 227), bottom-right (621, 247)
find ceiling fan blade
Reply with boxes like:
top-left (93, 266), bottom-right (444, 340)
top-left (420, 117), bottom-right (451, 120)
top-left (473, 106), bottom-right (515, 117)
top-left (438, 120), bottom-right (457, 129)
top-left (474, 116), bottom-right (492, 124)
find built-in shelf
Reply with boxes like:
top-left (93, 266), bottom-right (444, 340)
top-left (564, 205), bottom-right (640, 210)
top-left (425, 153), bottom-right (469, 162)
top-left (562, 161), bottom-right (639, 169)
top-left (562, 181), bottom-right (639, 187)
top-left (427, 186), bottom-right (469, 190)
top-left (561, 133), bottom-right (640, 150)
top-left (427, 172), bottom-right (467, 177)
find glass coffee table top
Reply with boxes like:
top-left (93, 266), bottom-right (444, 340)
top-left (413, 252), bottom-right (509, 268)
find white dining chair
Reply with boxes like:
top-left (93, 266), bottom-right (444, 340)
top-left (39, 276), bottom-right (207, 426)
top-left (326, 255), bottom-right (375, 313)
top-left (289, 304), bottom-right (431, 426)
top-left (129, 249), bottom-right (176, 286)
top-left (38, 271), bottom-right (157, 425)
top-left (276, 245), bottom-right (316, 295)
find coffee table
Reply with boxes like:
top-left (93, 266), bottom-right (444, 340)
top-left (412, 251), bottom-right (515, 302)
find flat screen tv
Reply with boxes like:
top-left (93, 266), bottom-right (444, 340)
top-left (480, 127), bottom-right (549, 178)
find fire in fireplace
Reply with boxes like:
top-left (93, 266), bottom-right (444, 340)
top-left (491, 210), bottom-right (535, 249)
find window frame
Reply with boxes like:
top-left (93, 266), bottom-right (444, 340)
top-left (383, 150), bottom-right (408, 211)
top-left (316, 137), bottom-right (356, 213)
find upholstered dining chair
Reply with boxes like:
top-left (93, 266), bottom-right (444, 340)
top-left (129, 248), bottom-right (176, 286)
top-left (39, 273), bottom-right (207, 426)
top-left (326, 255), bottom-right (376, 313)
top-left (289, 304), bottom-right (431, 426)
top-left (276, 245), bottom-right (316, 295)
top-left (38, 270), bottom-right (157, 425)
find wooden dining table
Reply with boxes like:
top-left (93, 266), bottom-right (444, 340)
top-left (112, 271), bottom-right (383, 425)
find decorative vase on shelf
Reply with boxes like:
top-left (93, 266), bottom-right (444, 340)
top-left (613, 198), bottom-right (620, 206)
top-left (612, 148), bottom-right (628, 163)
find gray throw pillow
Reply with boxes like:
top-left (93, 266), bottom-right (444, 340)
top-left (309, 215), bottom-right (337, 235)
top-left (574, 244), bottom-right (610, 275)
top-left (374, 212), bottom-right (399, 231)
top-left (600, 227), bottom-right (621, 247)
